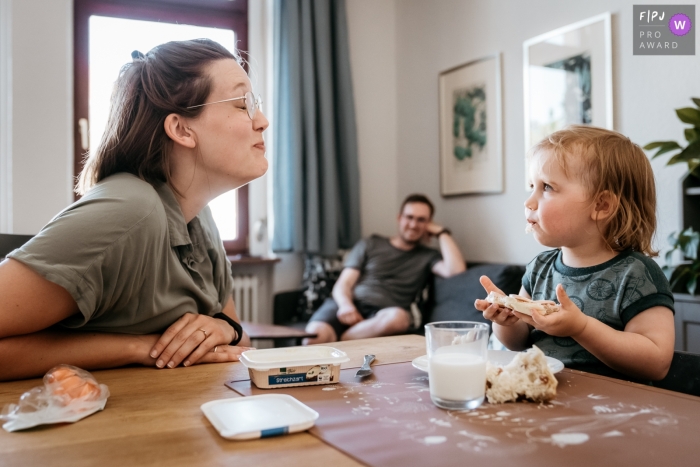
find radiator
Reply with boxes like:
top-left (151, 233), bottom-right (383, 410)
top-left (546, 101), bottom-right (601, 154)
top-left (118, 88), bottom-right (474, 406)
top-left (232, 275), bottom-right (259, 322)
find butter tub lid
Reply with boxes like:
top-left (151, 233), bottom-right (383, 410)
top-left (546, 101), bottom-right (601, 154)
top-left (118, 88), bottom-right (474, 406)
top-left (201, 394), bottom-right (319, 440)
top-left (239, 346), bottom-right (350, 370)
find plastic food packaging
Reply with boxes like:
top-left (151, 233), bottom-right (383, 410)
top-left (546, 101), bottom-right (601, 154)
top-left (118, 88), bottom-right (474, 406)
top-left (1, 364), bottom-right (110, 432)
top-left (239, 346), bottom-right (349, 389)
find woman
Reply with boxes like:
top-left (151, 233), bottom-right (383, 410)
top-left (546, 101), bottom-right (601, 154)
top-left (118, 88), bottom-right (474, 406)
top-left (0, 39), bottom-right (268, 380)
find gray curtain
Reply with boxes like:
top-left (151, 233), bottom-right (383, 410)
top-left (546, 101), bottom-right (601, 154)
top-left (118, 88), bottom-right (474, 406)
top-left (272, 0), bottom-right (361, 255)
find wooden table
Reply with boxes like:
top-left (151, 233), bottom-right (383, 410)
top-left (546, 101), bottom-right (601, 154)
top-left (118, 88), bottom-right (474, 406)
top-left (0, 335), bottom-right (425, 467)
top-left (241, 321), bottom-right (317, 346)
top-left (1, 335), bottom-right (699, 466)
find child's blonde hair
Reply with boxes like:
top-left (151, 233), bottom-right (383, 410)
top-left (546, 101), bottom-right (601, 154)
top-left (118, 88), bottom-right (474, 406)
top-left (528, 125), bottom-right (657, 256)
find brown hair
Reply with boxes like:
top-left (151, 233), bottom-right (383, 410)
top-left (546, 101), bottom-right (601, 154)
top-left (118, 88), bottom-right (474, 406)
top-left (76, 39), bottom-right (240, 195)
top-left (400, 194), bottom-right (435, 218)
top-left (528, 125), bottom-right (658, 256)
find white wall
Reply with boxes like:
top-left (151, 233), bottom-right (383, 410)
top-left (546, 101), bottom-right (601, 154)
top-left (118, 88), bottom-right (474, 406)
top-left (346, 0), bottom-right (699, 264)
top-left (10, 0), bottom-right (74, 234)
top-left (0, 0), bottom-right (12, 232)
top-left (7, 0), bottom-right (698, 275)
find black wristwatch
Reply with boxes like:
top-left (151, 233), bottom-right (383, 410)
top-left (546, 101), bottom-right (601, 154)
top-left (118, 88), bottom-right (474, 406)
top-left (436, 228), bottom-right (451, 237)
top-left (213, 313), bottom-right (244, 346)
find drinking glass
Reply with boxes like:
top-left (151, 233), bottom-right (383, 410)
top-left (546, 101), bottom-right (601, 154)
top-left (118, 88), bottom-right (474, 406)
top-left (424, 321), bottom-right (489, 410)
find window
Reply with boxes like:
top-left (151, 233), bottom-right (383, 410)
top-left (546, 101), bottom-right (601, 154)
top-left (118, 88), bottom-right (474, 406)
top-left (74, 0), bottom-right (249, 254)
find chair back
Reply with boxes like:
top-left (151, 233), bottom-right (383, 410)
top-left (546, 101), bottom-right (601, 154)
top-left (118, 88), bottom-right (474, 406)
top-left (273, 289), bottom-right (305, 325)
top-left (653, 350), bottom-right (700, 397)
top-left (0, 234), bottom-right (34, 259)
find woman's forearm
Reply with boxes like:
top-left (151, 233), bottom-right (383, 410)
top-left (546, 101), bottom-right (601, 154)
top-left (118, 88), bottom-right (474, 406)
top-left (0, 331), bottom-right (157, 381)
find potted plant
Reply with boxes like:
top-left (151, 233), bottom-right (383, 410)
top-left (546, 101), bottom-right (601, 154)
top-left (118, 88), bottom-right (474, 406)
top-left (645, 97), bottom-right (700, 293)
top-left (663, 227), bottom-right (700, 295)
top-left (644, 98), bottom-right (700, 178)
top-left (645, 97), bottom-right (700, 351)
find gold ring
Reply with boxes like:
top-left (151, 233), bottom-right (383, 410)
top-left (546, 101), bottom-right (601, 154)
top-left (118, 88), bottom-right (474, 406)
top-left (198, 328), bottom-right (208, 338)
top-left (214, 346), bottom-right (218, 353)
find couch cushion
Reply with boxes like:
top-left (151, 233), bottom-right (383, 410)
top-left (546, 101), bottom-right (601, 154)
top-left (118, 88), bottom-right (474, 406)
top-left (425, 263), bottom-right (526, 325)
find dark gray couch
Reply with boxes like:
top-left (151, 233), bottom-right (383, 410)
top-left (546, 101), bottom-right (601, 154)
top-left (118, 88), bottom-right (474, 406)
top-left (421, 263), bottom-right (526, 327)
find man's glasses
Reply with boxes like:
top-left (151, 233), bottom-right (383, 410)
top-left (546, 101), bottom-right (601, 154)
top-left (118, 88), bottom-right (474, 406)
top-left (186, 91), bottom-right (263, 120)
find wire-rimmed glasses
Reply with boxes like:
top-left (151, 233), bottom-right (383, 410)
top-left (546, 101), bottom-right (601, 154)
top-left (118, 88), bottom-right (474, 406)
top-left (186, 91), bottom-right (263, 120)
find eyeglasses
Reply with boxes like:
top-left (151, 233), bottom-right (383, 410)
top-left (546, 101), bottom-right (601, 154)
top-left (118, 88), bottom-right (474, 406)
top-left (186, 91), bottom-right (263, 120)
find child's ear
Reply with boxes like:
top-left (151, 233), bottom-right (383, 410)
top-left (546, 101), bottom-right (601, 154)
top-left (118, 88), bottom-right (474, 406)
top-left (591, 190), bottom-right (618, 221)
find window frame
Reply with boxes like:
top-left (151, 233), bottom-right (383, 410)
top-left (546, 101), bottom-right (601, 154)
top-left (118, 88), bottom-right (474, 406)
top-left (74, 0), bottom-right (249, 254)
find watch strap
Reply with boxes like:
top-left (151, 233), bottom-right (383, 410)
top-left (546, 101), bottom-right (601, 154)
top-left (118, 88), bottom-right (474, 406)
top-left (213, 312), bottom-right (243, 346)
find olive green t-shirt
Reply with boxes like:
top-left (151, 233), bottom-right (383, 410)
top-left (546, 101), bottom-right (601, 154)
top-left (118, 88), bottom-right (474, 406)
top-left (7, 173), bottom-right (233, 334)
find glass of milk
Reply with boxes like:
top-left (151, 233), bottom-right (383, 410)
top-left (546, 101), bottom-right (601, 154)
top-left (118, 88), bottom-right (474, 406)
top-left (424, 321), bottom-right (489, 410)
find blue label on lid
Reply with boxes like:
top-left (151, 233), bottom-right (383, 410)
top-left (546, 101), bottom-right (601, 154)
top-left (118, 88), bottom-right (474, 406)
top-left (261, 426), bottom-right (289, 438)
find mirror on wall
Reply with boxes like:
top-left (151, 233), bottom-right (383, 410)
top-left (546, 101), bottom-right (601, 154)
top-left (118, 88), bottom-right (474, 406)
top-left (523, 12), bottom-right (613, 156)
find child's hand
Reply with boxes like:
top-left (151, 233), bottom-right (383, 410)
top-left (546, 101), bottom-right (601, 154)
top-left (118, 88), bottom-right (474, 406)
top-left (474, 276), bottom-right (521, 327)
top-left (513, 284), bottom-right (589, 337)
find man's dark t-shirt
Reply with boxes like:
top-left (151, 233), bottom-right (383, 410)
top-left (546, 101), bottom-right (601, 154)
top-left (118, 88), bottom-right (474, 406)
top-left (344, 235), bottom-right (442, 310)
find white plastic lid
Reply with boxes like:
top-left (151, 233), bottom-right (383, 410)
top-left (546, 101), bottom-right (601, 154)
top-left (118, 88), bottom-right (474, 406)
top-left (201, 394), bottom-right (319, 440)
top-left (239, 346), bottom-right (350, 370)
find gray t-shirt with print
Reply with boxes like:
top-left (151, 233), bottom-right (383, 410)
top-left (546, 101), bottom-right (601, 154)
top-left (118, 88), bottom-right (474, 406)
top-left (522, 249), bottom-right (674, 374)
top-left (345, 235), bottom-right (442, 310)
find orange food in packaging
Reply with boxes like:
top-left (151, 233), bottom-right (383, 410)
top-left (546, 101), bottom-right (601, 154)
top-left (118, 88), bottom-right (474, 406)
top-left (47, 367), bottom-right (101, 402)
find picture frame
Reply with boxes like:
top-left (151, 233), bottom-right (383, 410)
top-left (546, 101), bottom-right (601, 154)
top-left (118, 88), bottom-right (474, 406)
top-left (439, 53), bottom-right (503, 196)
top-left (523, 12), bottom-right (613, 154)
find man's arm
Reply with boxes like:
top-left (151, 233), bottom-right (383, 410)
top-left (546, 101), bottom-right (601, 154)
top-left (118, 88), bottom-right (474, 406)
top-left (332, 268), bottom-right (363, 326)
top-left (427, 224), bottom-right (466, 278)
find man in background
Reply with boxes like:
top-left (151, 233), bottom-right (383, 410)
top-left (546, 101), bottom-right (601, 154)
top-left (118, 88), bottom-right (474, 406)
top-left (304, 194), bottom-right (466, 343)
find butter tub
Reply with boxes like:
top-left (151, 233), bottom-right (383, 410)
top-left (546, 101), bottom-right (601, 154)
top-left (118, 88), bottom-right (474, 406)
top-left (239, 346), bottom-right (350, 389)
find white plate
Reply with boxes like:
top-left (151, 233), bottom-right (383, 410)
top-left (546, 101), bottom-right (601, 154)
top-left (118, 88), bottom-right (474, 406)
top-left (412, 350), bottom-right (564, 374)
top-left (201, 394), bottom-right (319, 440)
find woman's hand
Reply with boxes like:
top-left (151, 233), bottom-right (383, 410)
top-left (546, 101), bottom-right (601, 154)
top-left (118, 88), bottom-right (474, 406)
top-left (474, 276), bottom-right (521, 326)
top-left (513, 284), bottom-right (589, 338)
top-left (148, 313), bottom-right (237, 368)
top-left (196, 344), bottom-right (254, 364)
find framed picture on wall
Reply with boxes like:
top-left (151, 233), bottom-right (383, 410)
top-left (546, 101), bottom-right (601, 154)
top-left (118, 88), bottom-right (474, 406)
top-left (523, 12), bottom-right (613, 154)
top-left (439, 53), bottom-right (503, 196)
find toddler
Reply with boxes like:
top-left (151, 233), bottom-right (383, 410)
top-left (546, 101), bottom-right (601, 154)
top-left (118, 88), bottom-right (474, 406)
top-left (475, 125), bottom-right (675, 381)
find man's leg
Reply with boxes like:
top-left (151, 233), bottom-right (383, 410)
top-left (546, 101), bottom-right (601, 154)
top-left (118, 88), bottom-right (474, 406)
top-left (340, 307), bottom-right (411, 341)
top-left (304, 321), bottom-right (338, 345)
top-left (303, 298), bottom-right (345, 345)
